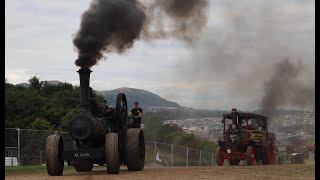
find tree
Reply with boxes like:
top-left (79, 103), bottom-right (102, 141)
top-left (29, 76), bottom-right (41, 89)
top-left (60, 108), bottom-right (78, 131)
top-left (31, 117), bottom-right (53, 130)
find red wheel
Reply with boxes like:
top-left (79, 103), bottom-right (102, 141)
top-left (246, 146), bottom-right (255, 166)
top-left (268, 143), bottom-right (275, 165)
top-left (215, 147), bottom-right (224, 166)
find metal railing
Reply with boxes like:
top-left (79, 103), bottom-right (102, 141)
top-left (5, 128), bottom-right (215, 167)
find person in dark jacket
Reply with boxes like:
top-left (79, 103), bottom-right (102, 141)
top-left (101, 100), bottom-right (112, 113)
top-left (128, 101), bottom-right (143, 128)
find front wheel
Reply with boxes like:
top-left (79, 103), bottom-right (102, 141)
top-left (246, 146), bottom-right (256, 166)
top-left (106, 133), bottom-right (120, 174)
top-left (46, 134), bottom-right (64, 176)
top-left (215, 147), bottom-right (224, 166)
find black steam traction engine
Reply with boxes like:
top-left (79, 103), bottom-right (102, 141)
top-left (45, 68), bottom-right (145, 175)
top-left (216, 108), bottom-right (276, 166)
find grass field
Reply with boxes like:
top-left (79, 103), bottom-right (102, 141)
top-left (5, 165), bottom-right (74, 176)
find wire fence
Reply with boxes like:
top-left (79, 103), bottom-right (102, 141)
top-left (5, 128), bottom-right (216, 167)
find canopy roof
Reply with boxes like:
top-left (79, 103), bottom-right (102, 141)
top-left (223, 112), bottom-right (267, 119)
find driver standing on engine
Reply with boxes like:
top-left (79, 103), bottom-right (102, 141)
top-left (128, 101), bottom-right (143, 128)
top-left (101, 100), bottom-right (112, 113)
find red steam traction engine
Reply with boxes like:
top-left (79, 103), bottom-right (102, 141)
top-left (216, 108), bottom-right (276, 166)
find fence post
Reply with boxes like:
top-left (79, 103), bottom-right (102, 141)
top-left (186, 147), bottom-right (188, 167)
top-left (17, 128), bottom-right (21, 165)
top-left (11, 152), bottom-right (13, 166)
top-left (171, 144), bottom-right (173, 167)
top-left (40, 151), bottom-right (42, 165)
top-left (199, 150), bottom-right (201, 166)
top-left (212, 152), bottom-right (214, 166)
top-left (154, 142), bottom-right (156, 164)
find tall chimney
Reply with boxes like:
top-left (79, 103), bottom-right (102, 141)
top-left (77, 68), bottom-right (92, 111)
top-left (231, 108), bottom-right (239, 125)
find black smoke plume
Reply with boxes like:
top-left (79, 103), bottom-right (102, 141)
top-left (73, 0), bottom-right (146, 68)
top-left (142, 0), bottom-right (208, 41)
top-left (73, 0), bottom-right (209, 68)
top-left (260, 59), bottom-right (315, 118)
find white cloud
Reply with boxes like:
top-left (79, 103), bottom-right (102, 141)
top-left (5, 0), bottom-right (314, 110)
top-left (5, 68), bottom-right (34, 84)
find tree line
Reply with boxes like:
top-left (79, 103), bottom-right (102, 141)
top-left (5, 76), bottom-right (217, 152)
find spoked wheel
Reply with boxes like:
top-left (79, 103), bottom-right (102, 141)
top-left (106, 133), bottom-right (120, 174)
top-left (126, 128), bottom-right (145, 171)
top-left (246, 146), bottom-right (256, 166)
top-left (228, 159), bottom-right (240, 166)
top-left (116, 93), bottom-right (128, 130)
top-left (46, 134), bottom-right (64, 176)
top-left (73, 160), bottom-right (93, 172)
top-left (215, 147), bottom-right (224, 166)
top-left (268, 143), bottom-right (275, 165)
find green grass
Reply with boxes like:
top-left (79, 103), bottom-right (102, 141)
top-left (5, 165), bottom-right (73, 175)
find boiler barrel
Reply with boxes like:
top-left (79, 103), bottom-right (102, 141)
top-left (68, 112), bottom-right (105, 141)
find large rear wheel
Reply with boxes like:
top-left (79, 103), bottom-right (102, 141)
top-left (106, 133), bottom-right (120, 174)
top-left (46, 134), bottom-right (64, 176)
top-left (126, 128), bottom-right (145, 171)
top-left (215, 147), bottom-right (224, 166)
top-left (246, 146), bottom-right (255, 166)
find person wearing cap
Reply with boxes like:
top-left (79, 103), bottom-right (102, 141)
top-left (128, 101), bottom-right (143, 128)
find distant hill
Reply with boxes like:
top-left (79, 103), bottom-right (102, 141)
top-left (42, 80), bottom-right (64, 86)
top-left (15, 80), bottom-right (64, 87)
top-left (12, 80), bottom-right (312, 116)
top-left (15, 83), bottom-right (30, 88)
top-left (100, 87), bottom-right (182, 110)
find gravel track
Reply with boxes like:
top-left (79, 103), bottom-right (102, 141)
top-left (6, 164), bottom-right (315, 180)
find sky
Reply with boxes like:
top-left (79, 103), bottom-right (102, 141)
top-left (5, 0), bottom-right (315, 111)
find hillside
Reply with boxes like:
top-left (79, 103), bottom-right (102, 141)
top-left (15, 80), bottom-right (64, 87)
top-left (100, 87), bottom-right (182, 110)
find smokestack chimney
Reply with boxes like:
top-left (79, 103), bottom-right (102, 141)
top-left (77, 68), bottom-right (92, 111)
top-left (231, 108), bottom-right (239, 124)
